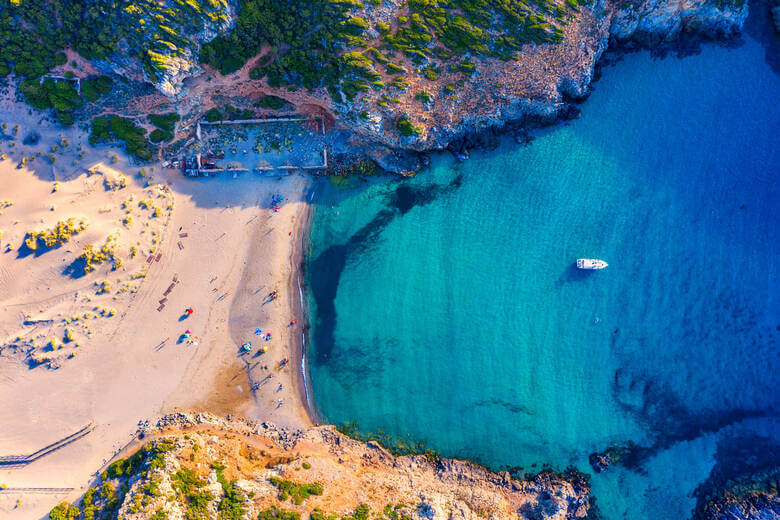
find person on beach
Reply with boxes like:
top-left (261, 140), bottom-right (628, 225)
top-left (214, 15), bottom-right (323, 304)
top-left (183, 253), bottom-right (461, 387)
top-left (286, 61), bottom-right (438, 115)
top-left (277, 383), bottom-right (283, 392)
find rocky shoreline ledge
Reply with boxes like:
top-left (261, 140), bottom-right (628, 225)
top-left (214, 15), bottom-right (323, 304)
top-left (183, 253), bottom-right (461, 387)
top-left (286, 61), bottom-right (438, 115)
top-left (49, 412), bottom-right (593, 520)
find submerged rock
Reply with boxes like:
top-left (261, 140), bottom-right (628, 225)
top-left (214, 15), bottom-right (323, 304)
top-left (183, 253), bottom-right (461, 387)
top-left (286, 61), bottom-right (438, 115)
top-left (588, 444), bottom-right (635, 473)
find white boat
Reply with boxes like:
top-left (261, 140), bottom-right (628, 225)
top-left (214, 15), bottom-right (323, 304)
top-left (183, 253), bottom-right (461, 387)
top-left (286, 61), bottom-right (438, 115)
top-left (577, 258), bottom-right (608, 270)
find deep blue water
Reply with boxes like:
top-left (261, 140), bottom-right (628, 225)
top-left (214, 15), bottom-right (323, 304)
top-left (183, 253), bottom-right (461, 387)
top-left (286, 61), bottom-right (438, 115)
top-left (306, 16), bottom-right (779, 520)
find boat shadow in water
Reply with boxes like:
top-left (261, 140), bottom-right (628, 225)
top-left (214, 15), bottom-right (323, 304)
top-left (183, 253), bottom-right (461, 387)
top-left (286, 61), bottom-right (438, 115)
top-left (555, 263), bottom-right (601, 286)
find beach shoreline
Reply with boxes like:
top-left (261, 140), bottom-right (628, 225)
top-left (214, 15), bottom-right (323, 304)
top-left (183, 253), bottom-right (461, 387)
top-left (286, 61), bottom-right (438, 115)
top-left (0, 99), bottom-right (322, 516)
top-left (288, 181), bottom-right (321, 425)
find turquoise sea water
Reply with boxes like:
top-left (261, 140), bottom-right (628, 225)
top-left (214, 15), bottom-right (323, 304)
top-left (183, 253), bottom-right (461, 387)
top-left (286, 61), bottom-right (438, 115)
top-left (306, 17), bottom-right (779, 520)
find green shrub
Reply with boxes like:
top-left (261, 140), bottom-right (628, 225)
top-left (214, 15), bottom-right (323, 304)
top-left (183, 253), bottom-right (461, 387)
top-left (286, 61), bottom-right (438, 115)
top-left (24, 218), bottom-right (88, 251)
top-left (48, 502), bottom-right (80, 520)
top-left (149, 112), bottom-right (180, 132)
top-left (255, 95), bottom-right (289, 110)
top-left (269, 477), bottom-right (324, 505)
top-left (258, 506), bottom-right (301, 520)
top-left (81, 76), bottom-right (113, 102)
top-left (342, 16), bottom-right (369, 35)
top-left (90, 116), bottom-right (111, 142)
top-left (389, 77), bottom-right (408, 90)
top-left (385, 62), bottom-right (405, 75)
top-left (459, 60), bottom-right (476, 75)
top-left (310, 510), bottom-right (339, 520)
top-left (341, 505), bottom-right (371, 520)
top-left (204, 108), bottom-right (222, 122)
top-left (73, 235), bottom-right (118, 274)
top-left (422, 65), bottom-right (438, 81)
top-left (150, 129), bottom-right (173, 143)
top-left (113, 118), bottom-right (154, 160)
top-left (415, 90), bottom-right (433, 103)
top-left (396, 117), bottom-right (421, 137)
top-left (150, 510), bottom-right (167, 520)
top-left (90, 116), bottom-right (155, 161)
top-left (19, 78), bottom-right (81, 125)
top-left (364, 47), bottom-right (389, 64)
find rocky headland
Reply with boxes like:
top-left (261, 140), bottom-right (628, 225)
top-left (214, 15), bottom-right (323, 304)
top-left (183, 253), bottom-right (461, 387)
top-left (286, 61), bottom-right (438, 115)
top-left (49, 412), bottom-right (592, 520)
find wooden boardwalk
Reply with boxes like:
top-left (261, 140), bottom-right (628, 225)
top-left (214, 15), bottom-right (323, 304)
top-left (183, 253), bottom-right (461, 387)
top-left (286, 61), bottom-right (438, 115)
top-left (0, 422), bottom-right (95, 468)
top-left (0, 487), bottom-right (74, 494)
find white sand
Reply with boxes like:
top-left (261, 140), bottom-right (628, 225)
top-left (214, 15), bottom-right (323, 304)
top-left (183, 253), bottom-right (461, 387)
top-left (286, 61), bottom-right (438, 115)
top-left (0, 101), bottom-right (314, 518)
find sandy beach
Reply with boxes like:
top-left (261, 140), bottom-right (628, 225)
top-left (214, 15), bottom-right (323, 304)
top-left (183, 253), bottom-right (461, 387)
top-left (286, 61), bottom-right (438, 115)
top-left (0, 97), bottom-right (316, 518)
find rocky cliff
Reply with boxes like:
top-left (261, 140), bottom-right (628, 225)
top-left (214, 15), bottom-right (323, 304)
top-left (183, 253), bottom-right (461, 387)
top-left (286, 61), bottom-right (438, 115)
top-left (49, 412), bottom-right (592, 520)
top-left (333, 0), bottom-right (748, 158)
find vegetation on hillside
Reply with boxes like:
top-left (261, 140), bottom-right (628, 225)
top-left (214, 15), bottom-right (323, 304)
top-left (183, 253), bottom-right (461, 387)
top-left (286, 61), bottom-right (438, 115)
top-left (47, 439), bottom-right (175, 520)
top-left (90, 116), bottom-right (155, 161)
top-left (17, 74), bottom-right (113, 126)
top-left (200, 0), bottom-right (580, 105)
top-left (1, 0), bottom-right (582, 145)
top-left (0, 0), bottom-right (231, 82)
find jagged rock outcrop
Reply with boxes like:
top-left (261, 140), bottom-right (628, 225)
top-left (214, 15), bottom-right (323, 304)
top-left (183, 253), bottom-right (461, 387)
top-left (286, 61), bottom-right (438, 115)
top-left (92, 0), bottom-right (238, 98)
top-left (610, 0), bottom-right (748, 42)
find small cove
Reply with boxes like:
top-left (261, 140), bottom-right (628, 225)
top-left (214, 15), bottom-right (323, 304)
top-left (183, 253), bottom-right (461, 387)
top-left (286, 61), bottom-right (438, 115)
top-left (306, 16), bottom-right (779, 520)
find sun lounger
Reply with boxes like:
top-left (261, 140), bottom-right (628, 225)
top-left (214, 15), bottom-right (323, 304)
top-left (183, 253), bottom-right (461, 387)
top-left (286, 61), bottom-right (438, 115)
top-left (177, 241), bottom-right (184, 250)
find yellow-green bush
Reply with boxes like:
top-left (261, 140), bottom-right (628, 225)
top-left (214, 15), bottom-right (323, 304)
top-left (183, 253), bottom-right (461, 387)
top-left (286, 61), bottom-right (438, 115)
top-left (76, 235), bottom-right (118, 274)
top-left (24, 218), bottom-right (88, 251)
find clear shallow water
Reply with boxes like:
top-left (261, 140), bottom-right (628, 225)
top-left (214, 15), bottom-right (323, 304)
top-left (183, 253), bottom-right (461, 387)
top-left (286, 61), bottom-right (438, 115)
top-left (306, 25), bottom-right (779, 520)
